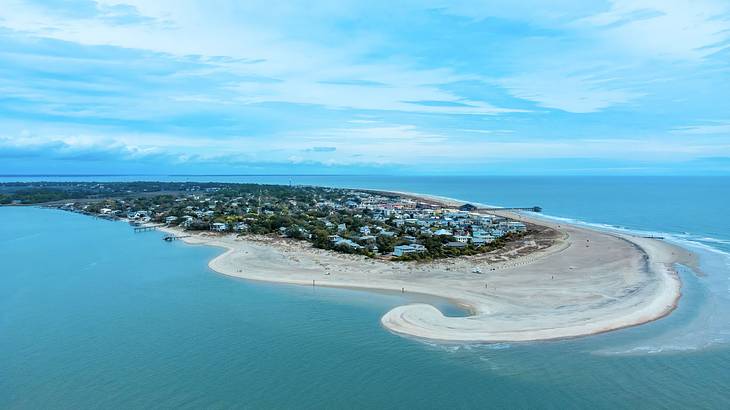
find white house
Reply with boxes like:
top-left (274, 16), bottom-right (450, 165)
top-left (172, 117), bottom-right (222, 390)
top-left (165, 216), bottom-right (178, 224)
top-left (471, 235), bottom-right (494, 245)
top-left (434, 228), bottom-right (452, 236)
top-left (453, 235), bottom-right (471, 244)
top-left (337, 223), bottom-right (347, 232)
top-left (211, 222), bottom-right (228, 232)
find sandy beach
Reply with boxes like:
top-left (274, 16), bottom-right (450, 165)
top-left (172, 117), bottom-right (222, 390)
top-left (158, 192), bottom-right (696, 343)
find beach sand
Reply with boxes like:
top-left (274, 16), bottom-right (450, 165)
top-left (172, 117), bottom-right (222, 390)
top-left (157, 192), bottom-right (695, 343)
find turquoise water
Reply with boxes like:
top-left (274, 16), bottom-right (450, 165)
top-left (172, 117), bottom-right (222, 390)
top-left (2, 176), bottom-right (730, 408)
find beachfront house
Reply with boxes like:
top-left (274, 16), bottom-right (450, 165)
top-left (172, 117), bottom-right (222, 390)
top-left (471, 235), bottom-right (494, 246)
top-left (211, 222), bottom-right (228, 232)
top-left (233, 222), bottom-right (249, 232)
top-left (506, 221), bottom-right (527, 233)
top-left (165, 216), bottom-right (178, 224)
top-left (393, 244), bottom-right (426, 257)
top-left (333, 238), bottom-right (363, 250)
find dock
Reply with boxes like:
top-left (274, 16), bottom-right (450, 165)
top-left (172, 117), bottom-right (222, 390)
top-left (133, 224), bottom-right (164, 232)
top-left (163, 235), bottom-right (190, 241)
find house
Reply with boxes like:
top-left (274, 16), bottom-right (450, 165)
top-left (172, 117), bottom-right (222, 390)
top-left (333, 238), bottom-right (363, 250)
top-left (359, 226), bottom-right (371, 235)
top-left (233, 222), bottom-right (249, 232)
top-left (180, 216), bottom-right (195, 228)
top-left (506, 221), bottom-right (527, 233)
top-left (445, 242), bottom-right (466, 249)
top-left (393, 244), bottom-right (426, 257)
top-left (211, 222), bottom-right (228, 232)
top-left (453, 235), bottom-right (471, 244)
top-left (403, 235), bottom-right (418, 244)
top-left (165, 216), bottom-right (178, 224)
top-left (471, 235), bottom-right (494, 245)
top-left (337, 223), bottom-right (347, 232)
top-left (434, 229), bottom-right (452, 236)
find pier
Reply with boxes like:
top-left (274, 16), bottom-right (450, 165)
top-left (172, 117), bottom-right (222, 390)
top-left (133, 225), bottom-right (163, 232)
top-left (478, 206), bottom-right (542, 212)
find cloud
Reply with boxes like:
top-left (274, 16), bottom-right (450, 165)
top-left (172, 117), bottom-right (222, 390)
top-left (499, 68), bottom-right (644, 113)
top-left (578, 0), bottom-right (730, 61)
top-left (0, 1), bottom-right (728, 174)
top-left (305, 146), bottom-right (337, 152)
top-left (672, 121), bottom-right (730, 135)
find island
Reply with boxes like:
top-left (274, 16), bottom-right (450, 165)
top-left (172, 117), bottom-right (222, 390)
top-left (1, 181), bottom-right (696, 342)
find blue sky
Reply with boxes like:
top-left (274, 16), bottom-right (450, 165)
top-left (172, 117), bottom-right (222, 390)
top-left (1, 0), bottom-right (729, 175)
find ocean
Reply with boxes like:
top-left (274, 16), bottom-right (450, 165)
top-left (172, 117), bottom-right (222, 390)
top-left (1, 176), bottom-right (729, 408)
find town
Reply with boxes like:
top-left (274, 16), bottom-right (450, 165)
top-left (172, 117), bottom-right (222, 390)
top-left (2, 182), bottom-right (532, 261)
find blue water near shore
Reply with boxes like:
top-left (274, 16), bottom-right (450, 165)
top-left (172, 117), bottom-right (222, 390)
top-left (1, 176), bottom-right (729, 408)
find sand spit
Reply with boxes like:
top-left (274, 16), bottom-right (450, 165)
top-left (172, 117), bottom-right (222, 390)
top-left (157, 192), bottom-right (693, 343)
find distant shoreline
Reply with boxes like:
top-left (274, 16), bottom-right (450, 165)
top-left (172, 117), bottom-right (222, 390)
top-left (151, 188), bottom-right (693, 343)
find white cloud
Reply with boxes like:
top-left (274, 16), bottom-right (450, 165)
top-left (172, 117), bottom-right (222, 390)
top-left (0, 0), bottom-right (520, 116)
top-left (499, 69), bottom-right (644, 113)
top-left (578, 0), bottom-right (730, 61)
top-left (673, 121), bottom-right (730, 135)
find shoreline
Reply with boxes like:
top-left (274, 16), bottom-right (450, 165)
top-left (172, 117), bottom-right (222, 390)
top-left (156, 189), bottom-right (691, 343)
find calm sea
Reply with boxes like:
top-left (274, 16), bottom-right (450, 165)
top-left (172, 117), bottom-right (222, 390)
top-left (1, 176), bottom-right (729, 408)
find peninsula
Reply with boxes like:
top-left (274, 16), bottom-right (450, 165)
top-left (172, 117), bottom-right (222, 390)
top-left (1, 181), bottom-right (695, 342)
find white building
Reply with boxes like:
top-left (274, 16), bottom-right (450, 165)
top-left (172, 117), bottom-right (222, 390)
top-left (211, 222), bottom-right (228, 232)
top-left (453, 235), bottom-right (471, 244)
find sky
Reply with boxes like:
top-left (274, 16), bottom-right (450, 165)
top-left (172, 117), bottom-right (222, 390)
top-left (1, 0), bottom-right (729, 175)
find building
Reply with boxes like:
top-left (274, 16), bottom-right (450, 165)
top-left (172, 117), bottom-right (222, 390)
top-left (459, 203), bottom-right (478, 212)
top-left (393, 244), bottom-right (426, 257)
top-left (445, 242), bottom-right (466, 249)
top-left (453, 235), bottom-right (471, 244)
top-left (471, 235), bottom-right (494, 246)
top-left (211, 222), bottom-right (228, 232)
top-left (506, 221), bottom-right (527, 233)
top-left (165, 216), bottom-right (178, 224)
top-left (333, 238), bottom-right (363, 250)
